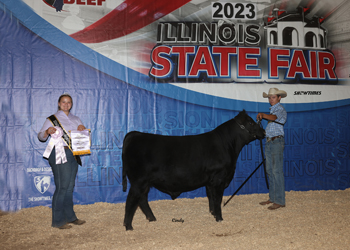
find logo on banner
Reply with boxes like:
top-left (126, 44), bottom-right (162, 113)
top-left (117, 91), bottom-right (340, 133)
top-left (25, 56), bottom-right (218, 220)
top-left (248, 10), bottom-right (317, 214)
top-left (34, 176), bottom-right (51, 194)
top-left (43, 0), bottom-right (106, 7)
top-left (150, 3), bottom-right (337, 85)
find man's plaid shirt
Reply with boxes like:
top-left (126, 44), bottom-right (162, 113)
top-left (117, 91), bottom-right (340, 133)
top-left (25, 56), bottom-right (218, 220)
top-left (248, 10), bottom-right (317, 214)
top-left (266, 102), bottom-right (287, 138)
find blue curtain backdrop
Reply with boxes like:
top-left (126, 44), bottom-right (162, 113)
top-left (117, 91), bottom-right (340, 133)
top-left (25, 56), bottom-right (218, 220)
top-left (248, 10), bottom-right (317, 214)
top-left (0, 1), bottom-right (350, 211)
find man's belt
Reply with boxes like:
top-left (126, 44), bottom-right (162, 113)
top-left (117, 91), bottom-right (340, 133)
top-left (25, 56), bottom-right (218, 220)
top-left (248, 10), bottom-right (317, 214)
top-left (266, 135), bottom-right (283, 142)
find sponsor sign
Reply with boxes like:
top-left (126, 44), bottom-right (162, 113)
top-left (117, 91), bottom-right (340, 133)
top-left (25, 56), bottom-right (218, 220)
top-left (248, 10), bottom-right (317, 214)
top-left (34, 176), bottom-right (51, 194)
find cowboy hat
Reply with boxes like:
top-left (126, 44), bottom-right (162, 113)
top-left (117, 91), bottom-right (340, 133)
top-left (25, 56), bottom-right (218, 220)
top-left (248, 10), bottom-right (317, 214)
top-left (263, 88), bottom-right (287, 98)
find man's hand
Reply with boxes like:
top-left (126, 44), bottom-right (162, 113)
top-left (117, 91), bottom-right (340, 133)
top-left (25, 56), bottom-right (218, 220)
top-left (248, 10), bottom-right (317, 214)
top-left (256, 113), bottom-right (264, 121)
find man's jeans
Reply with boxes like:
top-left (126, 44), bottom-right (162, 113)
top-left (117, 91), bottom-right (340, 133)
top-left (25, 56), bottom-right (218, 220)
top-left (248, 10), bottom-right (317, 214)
top-left (265, 137), bottom-right (285, 206)
top-left (49, 148), bottom-right (78, 227)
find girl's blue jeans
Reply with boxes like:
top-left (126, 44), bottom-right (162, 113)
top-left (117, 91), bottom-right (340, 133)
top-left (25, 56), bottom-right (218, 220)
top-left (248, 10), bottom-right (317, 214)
top-left (49, 148), bottom-right (78, 227)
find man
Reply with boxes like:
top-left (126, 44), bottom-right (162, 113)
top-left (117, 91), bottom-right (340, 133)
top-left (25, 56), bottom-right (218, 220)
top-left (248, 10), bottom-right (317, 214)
top-left (257, 88), bottom-right (287, 210)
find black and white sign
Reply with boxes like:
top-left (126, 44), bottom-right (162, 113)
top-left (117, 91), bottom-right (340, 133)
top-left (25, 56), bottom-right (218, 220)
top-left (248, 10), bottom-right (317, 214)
top-left (212, 2), bottom-right (257, 20)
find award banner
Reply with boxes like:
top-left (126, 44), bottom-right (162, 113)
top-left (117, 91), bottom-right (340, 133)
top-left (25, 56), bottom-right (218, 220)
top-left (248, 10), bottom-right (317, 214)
top-left (71, 129), bottom-right (91, 156)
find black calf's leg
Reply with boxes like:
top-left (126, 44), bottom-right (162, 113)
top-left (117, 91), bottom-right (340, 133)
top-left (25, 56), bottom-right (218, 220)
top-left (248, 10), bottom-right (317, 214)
top-left (139, 192), bottom-right (156, 222)
top-left (206, 186), bottom-right (215, 215)
top-left (123, 188), bottom-right (140, 230)
top-left (212, 186), bottom-right (224, 222)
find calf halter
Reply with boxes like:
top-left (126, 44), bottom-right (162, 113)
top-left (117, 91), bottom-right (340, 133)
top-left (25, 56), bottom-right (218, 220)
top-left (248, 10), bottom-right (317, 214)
top-left (234, 118), bottom-right (257, 138)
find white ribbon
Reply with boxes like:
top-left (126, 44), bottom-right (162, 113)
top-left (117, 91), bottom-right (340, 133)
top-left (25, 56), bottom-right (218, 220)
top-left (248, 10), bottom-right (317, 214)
top-left (43, 126), bottom-right (67, 164)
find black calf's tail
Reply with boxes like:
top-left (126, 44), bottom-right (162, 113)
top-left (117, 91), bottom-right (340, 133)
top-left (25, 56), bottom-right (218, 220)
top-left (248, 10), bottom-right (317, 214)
top-left (122, 168), bottom-right (127, 192)
top-left (121, 133), bottom-right (130, 192)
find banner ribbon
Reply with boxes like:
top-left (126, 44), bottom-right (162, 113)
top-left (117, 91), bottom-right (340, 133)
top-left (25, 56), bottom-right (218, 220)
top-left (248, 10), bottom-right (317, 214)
top-left (43, 126), bottom-right (67, 164)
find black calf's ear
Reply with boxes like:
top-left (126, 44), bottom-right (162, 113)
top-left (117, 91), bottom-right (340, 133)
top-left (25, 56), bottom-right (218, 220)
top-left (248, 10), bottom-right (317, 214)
top-left (238, 109), bottom-right (246, 116)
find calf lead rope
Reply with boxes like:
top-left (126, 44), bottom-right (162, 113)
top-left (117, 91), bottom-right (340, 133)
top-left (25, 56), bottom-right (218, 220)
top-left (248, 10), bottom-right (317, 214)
top-left (224, 120), bottom-right (269, 207)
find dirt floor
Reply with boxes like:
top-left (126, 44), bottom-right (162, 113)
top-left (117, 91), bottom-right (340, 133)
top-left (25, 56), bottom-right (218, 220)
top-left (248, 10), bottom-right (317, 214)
top-left (1, 189), bottom-right (349, 250)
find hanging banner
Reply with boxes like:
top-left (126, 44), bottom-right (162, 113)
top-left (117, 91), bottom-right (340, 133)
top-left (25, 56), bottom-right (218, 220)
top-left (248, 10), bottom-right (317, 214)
top-left (13, 0), bottom-right (349, 110)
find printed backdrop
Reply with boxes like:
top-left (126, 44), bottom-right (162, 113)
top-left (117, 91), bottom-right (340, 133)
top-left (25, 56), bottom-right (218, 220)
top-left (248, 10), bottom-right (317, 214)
top-left (1, 0), bottom-right (350, 211)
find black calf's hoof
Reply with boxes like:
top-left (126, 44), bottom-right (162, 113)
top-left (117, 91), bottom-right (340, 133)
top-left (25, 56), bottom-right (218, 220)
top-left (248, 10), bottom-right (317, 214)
top-left (124, 222), bottom-right (133, 231)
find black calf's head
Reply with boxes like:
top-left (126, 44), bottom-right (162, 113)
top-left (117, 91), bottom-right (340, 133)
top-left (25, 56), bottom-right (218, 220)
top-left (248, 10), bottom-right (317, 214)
top-left (235, 110), bottom-right (265, 140)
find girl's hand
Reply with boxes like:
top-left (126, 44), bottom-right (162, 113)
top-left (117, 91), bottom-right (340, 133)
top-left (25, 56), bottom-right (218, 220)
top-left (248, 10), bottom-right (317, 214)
top-left (46, 127), bottom-right (57, 135)
top-left (77, 125), bottom-right (86, 131)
